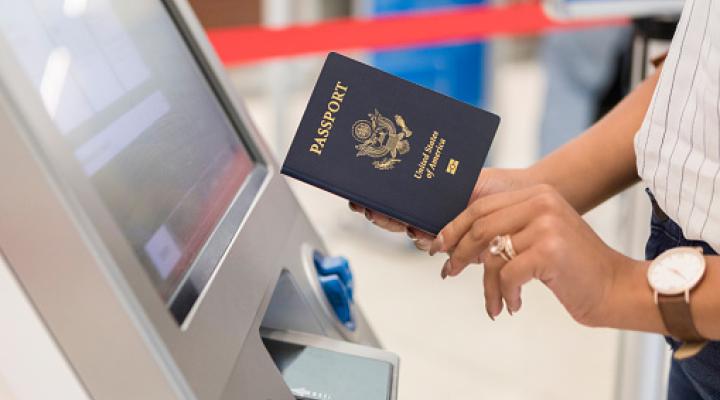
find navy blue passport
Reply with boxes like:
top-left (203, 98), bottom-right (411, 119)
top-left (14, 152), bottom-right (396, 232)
top-left (281, 53), bottom-right (500, 235)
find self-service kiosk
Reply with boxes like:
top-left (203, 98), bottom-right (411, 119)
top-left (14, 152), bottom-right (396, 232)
top-left (0, 1), bottom-right (398, 399)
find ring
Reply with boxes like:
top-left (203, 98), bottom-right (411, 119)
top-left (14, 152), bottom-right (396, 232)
top-left (504, 235), bottom-right (517, 259)
top-left (489, 235), bottom-right (515, 261)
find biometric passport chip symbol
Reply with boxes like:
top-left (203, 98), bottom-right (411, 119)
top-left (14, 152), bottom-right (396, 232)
top-left (353, 109), bottom-right (412, 171)
top-left (446, 158), bottom-right (459, 175)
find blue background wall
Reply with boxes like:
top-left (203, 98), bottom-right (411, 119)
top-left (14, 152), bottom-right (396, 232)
top-left (371, 0), bottom-right (488, 107)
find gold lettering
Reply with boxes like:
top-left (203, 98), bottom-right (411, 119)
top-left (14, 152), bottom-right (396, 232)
top-left (327, 100), bottom-right (340, 112)
top-left (415, 132), bottom-right (444, 180)
top-left (429, 137), bottom-right (445, 174)
top-left (414, 151), bottom-right (429, 179)
top-left (331, 90), bottom-right (346, 102)
top-left (309, 81), bottom-right (349, 156)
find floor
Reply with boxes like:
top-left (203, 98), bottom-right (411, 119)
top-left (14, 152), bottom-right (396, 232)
top-left (230, 54), bottom-right (652, 400)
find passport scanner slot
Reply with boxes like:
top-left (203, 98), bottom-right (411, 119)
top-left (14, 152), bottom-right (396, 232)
top-left (261, 328), bottom-right (399, 400)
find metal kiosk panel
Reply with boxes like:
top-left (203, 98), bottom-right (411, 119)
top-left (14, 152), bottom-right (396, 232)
top-left (0, 0), bottom-right (389, 399)
top-left (543, 0), bottom-right (684, 18)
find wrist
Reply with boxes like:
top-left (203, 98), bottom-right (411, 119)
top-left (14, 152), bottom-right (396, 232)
top-left (601, 257), bottom-right (669, 334)
top-left (523, 164), bottom-right (544, 187)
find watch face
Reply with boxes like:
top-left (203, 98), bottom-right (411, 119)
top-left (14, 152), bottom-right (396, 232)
top-left (648, 248), bottom-right (706, 295)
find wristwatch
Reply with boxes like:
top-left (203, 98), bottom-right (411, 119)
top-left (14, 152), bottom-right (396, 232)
top-left (647, 247), bottom-right (708, 359)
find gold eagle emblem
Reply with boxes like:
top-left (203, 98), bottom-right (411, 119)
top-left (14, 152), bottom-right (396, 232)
top-left (352, 109), bottom-right (412, 170)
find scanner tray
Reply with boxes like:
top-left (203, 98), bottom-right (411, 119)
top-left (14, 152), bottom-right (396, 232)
top-left (261, 329), bottom-right (399, 400)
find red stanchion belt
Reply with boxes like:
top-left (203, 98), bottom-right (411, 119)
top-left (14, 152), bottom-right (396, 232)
top-left (206, 3), bottom-right (628, 66)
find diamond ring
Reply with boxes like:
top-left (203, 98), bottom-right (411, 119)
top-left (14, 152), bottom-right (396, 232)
top-left (489, 235), bottom-right (515, 261)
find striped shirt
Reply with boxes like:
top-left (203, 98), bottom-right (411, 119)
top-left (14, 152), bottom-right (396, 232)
top-left (634, 0), bottom-right (720, 252)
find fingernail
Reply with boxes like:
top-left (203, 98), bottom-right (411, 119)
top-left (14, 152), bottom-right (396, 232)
top-left (415, 239), bottom-right (431, 251)
top-left (441, 259), bottom-right (454, 279)
top-left (508, 309), bottom-right (513, 316)
top-left (349, 202), bottom-right (359, 212)
top-left (364, 209), bottom-right (373, 222)
top-left (429, 233), bottom-right (445, 256)
top-left (486, 309), bottom-right (495, 321)
top-left (406, 227), bottom-right (417, 239)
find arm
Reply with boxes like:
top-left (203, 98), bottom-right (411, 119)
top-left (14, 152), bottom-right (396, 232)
top-left (608, 257), bottom-right (720, 340)
top-left (527, 64), bottom-right (663, 214)
top-left (435, 182), bottom-right (720, 340)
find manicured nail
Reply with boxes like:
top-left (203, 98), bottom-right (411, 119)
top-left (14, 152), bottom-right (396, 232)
top-left (508, 309), bottom-right (513, 316)
top-left (415, 239), bottom-right (431, 251)
top-left (486, 309), bottom-right (495, 321)
top-left (441, 259), bottom-right (454, 279)
top-left (349, 202), bottom-right (359, 212)
top-left (429, 233), bottom-right (445, 256)
top-left (364, 209), bottom-right (373, 222)
top-left (406, 227), bottom-right (417, 239)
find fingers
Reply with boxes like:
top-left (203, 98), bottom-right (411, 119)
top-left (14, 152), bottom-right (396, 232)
top-left (444, 196), bottom-right (538, 277)
top-left (349, 202), bottom-right (406, 233)
top-left (406, 226), bottom-right (435, 242)
top-left (480, 249), bottom-right (503, 320)
top-left (431, 184), bottom-right (553, 255)
top-left (348, 202), bottom-right (362, 213)
top-left (370, 211), bottom-right (407, 233)
top-left (478, 228), bottom-right (535, 318)
top-left (349, 202), bottom-right (435, 253)
top-left (498, 249), bottom-right (538, 314)
top-left (407, 226), bottom-right (434, 251)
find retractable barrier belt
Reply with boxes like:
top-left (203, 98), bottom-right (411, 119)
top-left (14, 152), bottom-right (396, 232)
top-left (207, 3), bottom-right (628, 66)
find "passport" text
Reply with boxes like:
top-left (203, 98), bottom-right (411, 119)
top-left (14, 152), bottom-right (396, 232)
top-left (309, 81), bottom-right (349, 155)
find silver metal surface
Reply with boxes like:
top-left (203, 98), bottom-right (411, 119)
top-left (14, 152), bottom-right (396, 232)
top-left (261, 328), bottom-right (399, 400)
top-left (0, 251), bottom-right (91, 400)
top-left (0, 0), bottom-right (383, 399)
top-left (300, 243), bottom-right (381, 345)
top-left (542, 0), bottom-right (683, 19)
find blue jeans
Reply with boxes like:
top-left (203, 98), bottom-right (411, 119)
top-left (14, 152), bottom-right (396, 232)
top-left (646, 191), bottom-right (720, 399)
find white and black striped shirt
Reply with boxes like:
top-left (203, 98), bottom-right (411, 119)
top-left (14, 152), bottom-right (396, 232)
top-left (634, 0), bottom-right (720, 251)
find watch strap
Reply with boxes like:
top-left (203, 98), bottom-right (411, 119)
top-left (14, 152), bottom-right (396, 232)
top-left (658, 294), bottom-right (704, 341)
top-left (658, 293), bottom-right (708, 359)
top-left (674, 341), bottom-right (708, 360)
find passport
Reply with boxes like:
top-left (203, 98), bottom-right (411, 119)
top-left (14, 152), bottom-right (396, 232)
top-left (281, 52), bottom-right (500, 235)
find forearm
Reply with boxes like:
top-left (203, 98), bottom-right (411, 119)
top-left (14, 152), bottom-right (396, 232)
top-left (527, 66), bottom-right (663, 214)
top-left (605, 256), bottom-right (720, 340)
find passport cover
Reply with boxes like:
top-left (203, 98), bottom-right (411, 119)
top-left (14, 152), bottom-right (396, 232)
top-left (281, 52), bottom-right (500, 235)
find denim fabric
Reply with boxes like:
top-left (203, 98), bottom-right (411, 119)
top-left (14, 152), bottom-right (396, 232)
top-left (645, 191), bottom-right (720, 400)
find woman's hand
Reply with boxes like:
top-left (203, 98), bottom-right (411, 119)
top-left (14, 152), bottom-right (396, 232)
top-left (432, 183), bottom-right (643, 326)
top-left (349, 168), bottom-right (535, 250)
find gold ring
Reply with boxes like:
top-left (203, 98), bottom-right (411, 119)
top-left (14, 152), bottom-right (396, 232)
top-left (488, 235), bottom-right (505, 256)
top-left (488, 235), bottom-right (515, 261)
top-left (504, 235), bottom-right (516, 259)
